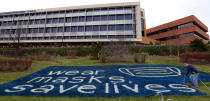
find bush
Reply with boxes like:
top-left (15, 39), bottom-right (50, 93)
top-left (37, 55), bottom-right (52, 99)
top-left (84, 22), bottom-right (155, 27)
top-left (67, 50), bottom-right (77, 59)
top-left (134, 53), bottom-right (147, 63)
top-left (75, 47), bottom-right (90, 57)
top-left (98, 49), bottom-right (107, 63)
top-left (179, 52), bottom-right (210, 63)
top-left (0, 59), bottom-right (32, 72)
top-left (130, 45), bottom-right (189, 56)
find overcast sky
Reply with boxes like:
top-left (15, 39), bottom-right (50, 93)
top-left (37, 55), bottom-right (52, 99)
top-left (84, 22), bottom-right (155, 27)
top-left (0, 0), bottom-right (209, 35)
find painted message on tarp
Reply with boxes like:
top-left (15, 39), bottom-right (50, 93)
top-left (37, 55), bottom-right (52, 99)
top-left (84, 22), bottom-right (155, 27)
top-left (0, 65), bottom-right (210, 97)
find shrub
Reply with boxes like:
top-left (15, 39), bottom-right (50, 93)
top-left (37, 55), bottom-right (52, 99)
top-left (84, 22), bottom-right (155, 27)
top-left (75, 47), bottom-right (90, 57)
top-left (0, 59), bottom-right (32, 72)
top-left (179, 52), bottom-right (210, 63)
top-left (134, 53), bottom-right (147, 63)
top-left (130, 45), bottom-right (189, 56)
top-left (90, 42), bottom-right (103, 59)
top-left (67, 50), bottom-right (77, 59)
top-left (130, 46), bottom-right (140, 54)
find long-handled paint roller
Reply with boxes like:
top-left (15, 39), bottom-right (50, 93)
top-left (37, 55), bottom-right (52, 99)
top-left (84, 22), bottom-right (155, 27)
top-left (199, 79), bottom-right (210, 93)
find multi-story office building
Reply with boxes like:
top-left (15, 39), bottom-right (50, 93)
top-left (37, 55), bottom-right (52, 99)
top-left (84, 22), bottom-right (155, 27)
top-left (0, 2), bottom-right (151, 46)
top-left (147, 15), bottom-right (209, 44)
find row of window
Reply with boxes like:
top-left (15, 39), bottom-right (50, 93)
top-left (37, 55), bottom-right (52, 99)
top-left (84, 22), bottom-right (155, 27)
top-left (178, 22), bottom-right (193, 29)
top-left (0, 35), bottom-right (136, 41)
top-left (0, 14), bottom-right (133, 26)
top-left (157, 32), bottom-right (195, 41)
top-left (0, 6), bottom-right (135, 18)
top-left (147, 22), bottom-right (195, 36)
top-left (0, 24), bottom-right (134, 34)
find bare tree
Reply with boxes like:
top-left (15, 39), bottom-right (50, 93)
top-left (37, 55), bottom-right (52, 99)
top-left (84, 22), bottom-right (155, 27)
top-left (10, 21), bottom-right (22, 50)
top-left (103, 38), bottom-right (131, 62)
top-left (8, 21), bottom-right (24, 57)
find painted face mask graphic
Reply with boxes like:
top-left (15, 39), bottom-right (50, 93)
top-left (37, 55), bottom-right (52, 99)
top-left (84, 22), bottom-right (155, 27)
top-left (119, 67), bottom-right (181, 77)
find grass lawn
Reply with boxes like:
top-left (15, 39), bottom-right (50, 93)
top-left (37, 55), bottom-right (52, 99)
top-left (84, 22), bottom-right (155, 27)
top-left (0, 56), bottom-right (210, 101)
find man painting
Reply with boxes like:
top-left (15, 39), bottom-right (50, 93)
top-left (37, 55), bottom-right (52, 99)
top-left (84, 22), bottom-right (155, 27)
top-left (184, 63), bottom-right (199, 88)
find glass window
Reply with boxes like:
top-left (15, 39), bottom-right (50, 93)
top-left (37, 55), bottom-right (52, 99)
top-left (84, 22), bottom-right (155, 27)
top-left (125, 14), bottom-right (132, 20)
top-left (72, 17), bottom-right (78, 22)
top-left (79, 16), bottom-right (85, 22)
top-left (8, 21), bottom-right (12, 26)
top-left (64, 36), bottom-right (70, 39)
top-left (39, 28), bottom-right (44, 33)
top-left (124, 7), bottom-right (132, 10)
top-left (66, 17), bottom-right (71, 22)
top-left (72, 10), bottom-right (79, 13)
top-left (79, 10), bottom-right (85, 13)
top-left (93, 25), bottom-right (99, 31)
top-left (52, 18), bottom-right (59, 23)
top-left (0, 29), bottom-right (3, 34)
top-left (94, 8), bottom-right (100, 12)
top-left (78, 26), bottom-right (84, 32)
top-left (101, 15), bottom-right (108, 21)
top-left (6, 29), bottom-right (10, 34)
top-left (65, 27), bottom-right (70, 32)
top-left (35, 19), bottom-right (40, 24)
top-left (93, 16), bottom-right (100, 21)
top-left (92, 35), bottom-right (99, 39)
top-left (40, 19), bottom-right (45, 24)
top-left (116, 25), bottom-right (124, 30)
top-left (33, 28), bottom-right (38, 33)
top-left (66, 10), bottom-right (72, 14)
top-left (29, 28), bottom-right (33, 33)
top-left (100, 25), bottom-right (107, 31)
top-left (116, 14), bottom-right (124, 20)
top-left (47, 19), bottom-right (52, 24)
top-left (87, 9), bottom-right (93, 12)
top-left (1, 29), bottom-right (4, 34)
top-left (46, 27), bottom-right (51, 33)
top-left (59, 18), bottom-right (64, 23)
top-left (85, 26), bottom-right (92, 32)
top-left (100, 35), bottom-right (107, 39)
top-left (101, 8), bottom-right (108, 11)
top-left (85, 36), bottom-right (91, 39)
top-left (58, 27), bottom-right (63, 32)
top-left (108, 25), bottom-right (115, 31)
top-left (1, 22), bottom-right (5, 26)
top-left (57, 36), bottom-right (62, 39)
top-left (30, 13), bottom-right (36, 16)
top-left (60, 11), bottom-right (65, 14)
top-left (23, 20), bottom-right (28, 25)
top-left (116, 7), bottom-right (123, 10)
top-left (86, 16), bottom-right (92, 22)
top-left (52, 27), bottom-right (57, 33)
top-left (28, 20), bottom-right (33, 25)
top-left (141, 11), bottom-right (144, 17)
top-left (21, 29), bottom-right (25, 34)
top-left (109, 15), bottom-right (115, 20)
top-left (125, 24), bottom-right (132, 30)
top-left (109, 8), bottom-right (115, 11)
top-left (71, 26), bottom-right (77, 32)
top-left (0, 22), bottom-right (2, 26)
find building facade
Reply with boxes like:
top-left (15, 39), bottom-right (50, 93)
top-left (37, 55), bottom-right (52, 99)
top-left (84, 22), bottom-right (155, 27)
top-left (0, 2), bottom-right (148, 46)
top-left (147, 15), bottom-right (209, 44)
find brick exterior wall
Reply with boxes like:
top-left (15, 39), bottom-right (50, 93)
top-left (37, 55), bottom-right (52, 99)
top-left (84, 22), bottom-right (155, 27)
top-left (146, 15), bottom-right (209, 45)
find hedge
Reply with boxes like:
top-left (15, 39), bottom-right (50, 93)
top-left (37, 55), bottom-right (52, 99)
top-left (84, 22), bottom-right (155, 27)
top-left (0, 47), bottom-right (91, 57)
top-left (130, 45), bottom-right (190, 56)
top-left (179, 52), bottom-right (210, 63)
